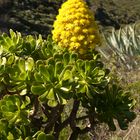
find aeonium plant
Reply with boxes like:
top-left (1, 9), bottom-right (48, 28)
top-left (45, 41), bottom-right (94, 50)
top-left (0, 0), bottom-right (136, 139)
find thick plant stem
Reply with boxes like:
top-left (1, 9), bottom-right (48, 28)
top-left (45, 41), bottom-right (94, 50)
top-left (53, 105), bottom-right (64, 139)
top-left (68, 99), bottom-right (80, 139)
top-left (69, 99), bottom-right (80, 129)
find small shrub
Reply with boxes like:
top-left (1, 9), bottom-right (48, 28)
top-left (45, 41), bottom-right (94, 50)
top-left (99, 22), bottom-right (140, 70)
top-left (0, 29), bottom-right (136, 139)
top-left (0, 0), bottom-right (137, 139)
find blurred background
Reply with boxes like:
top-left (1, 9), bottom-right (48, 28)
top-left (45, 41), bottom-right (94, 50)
top-left (0, 0), bottom-right (140, 37)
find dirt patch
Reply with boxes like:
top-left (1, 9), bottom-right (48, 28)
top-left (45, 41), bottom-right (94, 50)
top-left (92, 0), bottom-right (140, 29)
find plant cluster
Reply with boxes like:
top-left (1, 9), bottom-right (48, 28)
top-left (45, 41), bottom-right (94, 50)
top-left (0, 29), bottom-right (136, 140)
top-left (100, 22), bottom-right (140, 70)
top-left (0, 0), bottom-right (137, 139)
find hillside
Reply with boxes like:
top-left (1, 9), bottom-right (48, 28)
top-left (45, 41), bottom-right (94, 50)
top-left (0, 0), bottom-right (140, 36)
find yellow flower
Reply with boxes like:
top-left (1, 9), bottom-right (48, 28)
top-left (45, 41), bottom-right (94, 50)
top-left (89, 35), bottom-right (95, 40)
top-left (74, 26), bottom-right (81, 33)
top-left (71, 37), bottom-right (77, 42)
top-left (82, 29), bottom-right (88, 34)
top-left (75, 42), bottom-right (81, 48)
top-left (63, 39), bottom-right (69, 44)
top-left (78, 35), bottom-right (85, 41)
top-left (70, 42), bottom-right (75, 48)
top-left (65, 23), bottom-right (74, 30)
top-left (52, 0), bottom-right (100, 54)
top-left (84, 41), bottom-right (88, 45)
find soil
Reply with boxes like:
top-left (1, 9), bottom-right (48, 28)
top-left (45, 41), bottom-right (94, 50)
top-left (92, 0), bottom-right (140, 29)
top-left (0, 0), bottom-right (140, 36)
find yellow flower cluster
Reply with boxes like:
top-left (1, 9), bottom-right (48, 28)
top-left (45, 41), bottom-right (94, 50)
top-left (52, 0), bottom-right (100, 54)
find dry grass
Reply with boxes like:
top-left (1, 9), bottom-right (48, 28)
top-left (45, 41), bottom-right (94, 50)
top-left (121, 114), bottom-right (140, 140)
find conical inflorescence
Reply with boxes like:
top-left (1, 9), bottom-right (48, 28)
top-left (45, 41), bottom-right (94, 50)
top-left (52, 0), bottom-right (100, 54)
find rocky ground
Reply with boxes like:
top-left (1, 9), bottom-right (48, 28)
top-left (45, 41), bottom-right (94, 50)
top-left (93, 0), bottom-right (140, 28)
top-left (0, 0), bottom-right (140, 37)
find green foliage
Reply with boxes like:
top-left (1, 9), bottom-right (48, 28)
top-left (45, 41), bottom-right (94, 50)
top-left (0, 95), bottom-right (30, 139)
top-left (0, 30), bottom-right (136, 139)
top-left (100, 22), bottom-right (140, 69)
top-left (89, 84), bottom-right (136, 131)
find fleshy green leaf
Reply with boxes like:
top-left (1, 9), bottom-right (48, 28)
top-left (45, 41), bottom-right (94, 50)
top-left (46, 134), bottom-right (54, 140)
top-left (62, 70), bottom-right (72, 81)
top-left (18, 58), bottom-right (25, 72)
top-left (7, 132), bottom-right (14, 140)
top-left (34, 72), bottom-right (43, 82)
top-left (37, 132), bottom-right (47, 140)
top-left (31, 85), bottom-right (46, 95)
top-left (20, 89), bottom-right (27, 96)
top-left (26, 57), bottom-right (34, 71)
top-left (47, 88), bottom-right (55, 100)
top-left (39, 65), bottom-right (51, 82)
top-left (47, 100), bottom-right (58, 107)
top-left (7, 55), bottom-right (15, 65)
